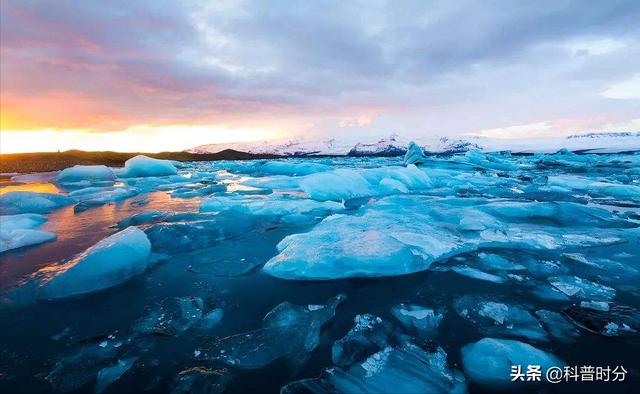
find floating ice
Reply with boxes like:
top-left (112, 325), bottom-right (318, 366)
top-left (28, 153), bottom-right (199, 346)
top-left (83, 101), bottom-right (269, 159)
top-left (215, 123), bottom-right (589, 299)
top-left (461, 338), bottom-right (564, 388)
top-left (454, 296), bottom-right (547, 341)
top-left (264, 195), bottom-right (629, 280)
top-left (0, 213), bottom-right (56, 253)
top-left (0, 191), bottom-right (74, 214)
top-left (200, 294), bottom-right (345, 369)
top-left (332, 314), bottom-right (393, 367)
top-left (46, 342), bottom-right (118, 393)
top-left (549, 275), bottom-right (616, 301)
top-left (70, 186), bottom-right (140, 212)
top-left (283, 343), bottom-right (467, 394)
top-left (390, 304), bottom-right (444, 338)
top-left (300, 169), bottom-right (374, 201)
top-left (403, 141), bottom-right (426, 166)
top-left (257, 161), bottom-right (332, 176)
top-left (38, 226), bottom-right (151, 300)
top-left (535, 310), bottom-right (579, 342)
top-left (95, 357), bottom-right (138, 393)
top-left (562, 303), bottom-right (639, 337)
top-left (459, 150), bottom-right (518, 171)
top-left (117, 155), bottom-right (178, 178)
top-left (134, 296), bottom-right (206, 336)
top-left (56, 165), bottom-right (116, 184)
top-left (200, 194), bottom-right (343, 220)
top-left (451, 266), bottom-right (505, 283)
top-left (171, 367), bottom-right (231, 394)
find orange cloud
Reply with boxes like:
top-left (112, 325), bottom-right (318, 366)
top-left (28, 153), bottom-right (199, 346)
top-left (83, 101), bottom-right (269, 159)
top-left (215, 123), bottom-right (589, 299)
top-left (1, 91), bottom-right (129, 131)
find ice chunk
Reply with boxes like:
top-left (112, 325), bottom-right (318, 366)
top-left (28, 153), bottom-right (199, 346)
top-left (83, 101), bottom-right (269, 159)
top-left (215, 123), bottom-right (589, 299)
top-left (403, 141), bottom-right (426, 165)
top-left (332, 314), bottom-right (393, 367)
top-left (95, 357), bottom-right (138, 393)
top-left (300, 169), bottom-right (374, 201)
top-left (199, 295), bottom-right (345, 369)
top-left (549, 275), bottom-right (616, 301)
top-left (38, 227), bottom-right (151, 300)
top-left (134, 296), bottom-right (206, 336)
top-left (258, 161), bottom-right (332, 176)
top-left (1, 213), bottom-right (56, 253)
top-left (0, 191), bottom-right (74, 214)
top-left (477, 253), bottom-right (525, 271)
top-left (454, 296), bottom-right (547, 341)
top-left (46, 342), bottom-right (118, 393)
top-left (451, 266), bottom-right (505, 283)
top-left (56, 165), bottom-right (116, 184)
top-left (71, 186), bottom-right (140, 212)
top-left (265, 194), bottom-right (629, 280)
top-left (116, 211), bottom-right (169, 228)
top-left (283, 343), bottom-right (467, 394)
top-left (200, 194), bottom-right (342, 220)
top-left (535, 310), bottom-right (579, 342)
top-left (460, 150), bottom-right (518, 171)
top-left (171, 367), bottom-right (231, 394)
top-left (461, 338), bottom-right (564, 388)
top-left (117, 155), bottom-right (178, 178)
top-left (562, 303), bottom-right (639, 337)
top-left (391, 304), bottom-right (444, 338)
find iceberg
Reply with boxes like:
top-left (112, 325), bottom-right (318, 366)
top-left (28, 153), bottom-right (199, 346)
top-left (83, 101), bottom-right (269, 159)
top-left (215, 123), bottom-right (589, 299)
top-left (198, 295), bottom-right (345, 369)
top-left (403, 141), bottom-right (426, 165)
top-left (38, 226), bottom-right (151, 300)
top-left (117, 155), bottom-right (178, 178)
top-left (461, 338), bottom-right (564, 388)
top-left (283, 343), bottom-right (467, 394)
top-left (56, 165), bottom-right (116, 184)
top-left (0, 213), bottom-right (56, 253)
top-left (0, 191), bottom-right (74, 214)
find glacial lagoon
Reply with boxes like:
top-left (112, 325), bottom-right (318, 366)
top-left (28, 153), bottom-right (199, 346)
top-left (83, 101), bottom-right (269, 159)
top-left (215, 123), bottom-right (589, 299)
top-left (1, 151), bottom-right (639, 393)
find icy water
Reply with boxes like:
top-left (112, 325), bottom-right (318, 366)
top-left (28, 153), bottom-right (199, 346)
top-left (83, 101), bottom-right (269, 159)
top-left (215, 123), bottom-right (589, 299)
top-left (0, 152), bottom-right (639, 393)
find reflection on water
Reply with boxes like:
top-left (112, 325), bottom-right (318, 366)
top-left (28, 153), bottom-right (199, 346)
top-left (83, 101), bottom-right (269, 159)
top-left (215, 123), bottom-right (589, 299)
top-left (0, 181), bottom-right (60, 195)
top-left (0, 184), bottom-right (200, 290)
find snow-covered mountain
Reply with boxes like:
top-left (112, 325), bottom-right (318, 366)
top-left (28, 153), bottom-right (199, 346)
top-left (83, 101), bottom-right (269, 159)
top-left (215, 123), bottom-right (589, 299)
top-left (187, 132), bottom-right (640, 156)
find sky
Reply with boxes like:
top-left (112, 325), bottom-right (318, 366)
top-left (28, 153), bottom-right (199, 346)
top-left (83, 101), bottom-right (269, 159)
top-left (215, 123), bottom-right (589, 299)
top-left (1, 0), bottom-right (640, 153)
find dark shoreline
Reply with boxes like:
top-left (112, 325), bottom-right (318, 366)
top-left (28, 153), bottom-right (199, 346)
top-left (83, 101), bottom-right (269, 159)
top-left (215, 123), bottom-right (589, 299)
top-left (0, 149), bottom-right (286, 174)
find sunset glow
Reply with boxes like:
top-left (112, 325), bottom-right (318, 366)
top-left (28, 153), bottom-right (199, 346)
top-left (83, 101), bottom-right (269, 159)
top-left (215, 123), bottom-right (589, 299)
top-left (1, 0), bottom-right (639, 153)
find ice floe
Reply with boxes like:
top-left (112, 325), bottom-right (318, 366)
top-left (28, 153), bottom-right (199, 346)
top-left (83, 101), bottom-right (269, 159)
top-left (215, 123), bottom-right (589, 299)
top-left (37, 226), bottom-right (151, 300)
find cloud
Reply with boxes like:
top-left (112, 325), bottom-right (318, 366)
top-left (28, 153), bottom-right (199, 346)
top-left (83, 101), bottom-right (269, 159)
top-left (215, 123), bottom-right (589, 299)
top-left (1, 0), bottom-right (639, 145)
top-left (601, 74), bottom-right (640, 99)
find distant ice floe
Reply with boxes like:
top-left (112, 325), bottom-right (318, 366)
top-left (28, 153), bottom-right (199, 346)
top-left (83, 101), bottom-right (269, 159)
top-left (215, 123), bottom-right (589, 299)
top-left (116, 155), bottom-right (178, 178)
